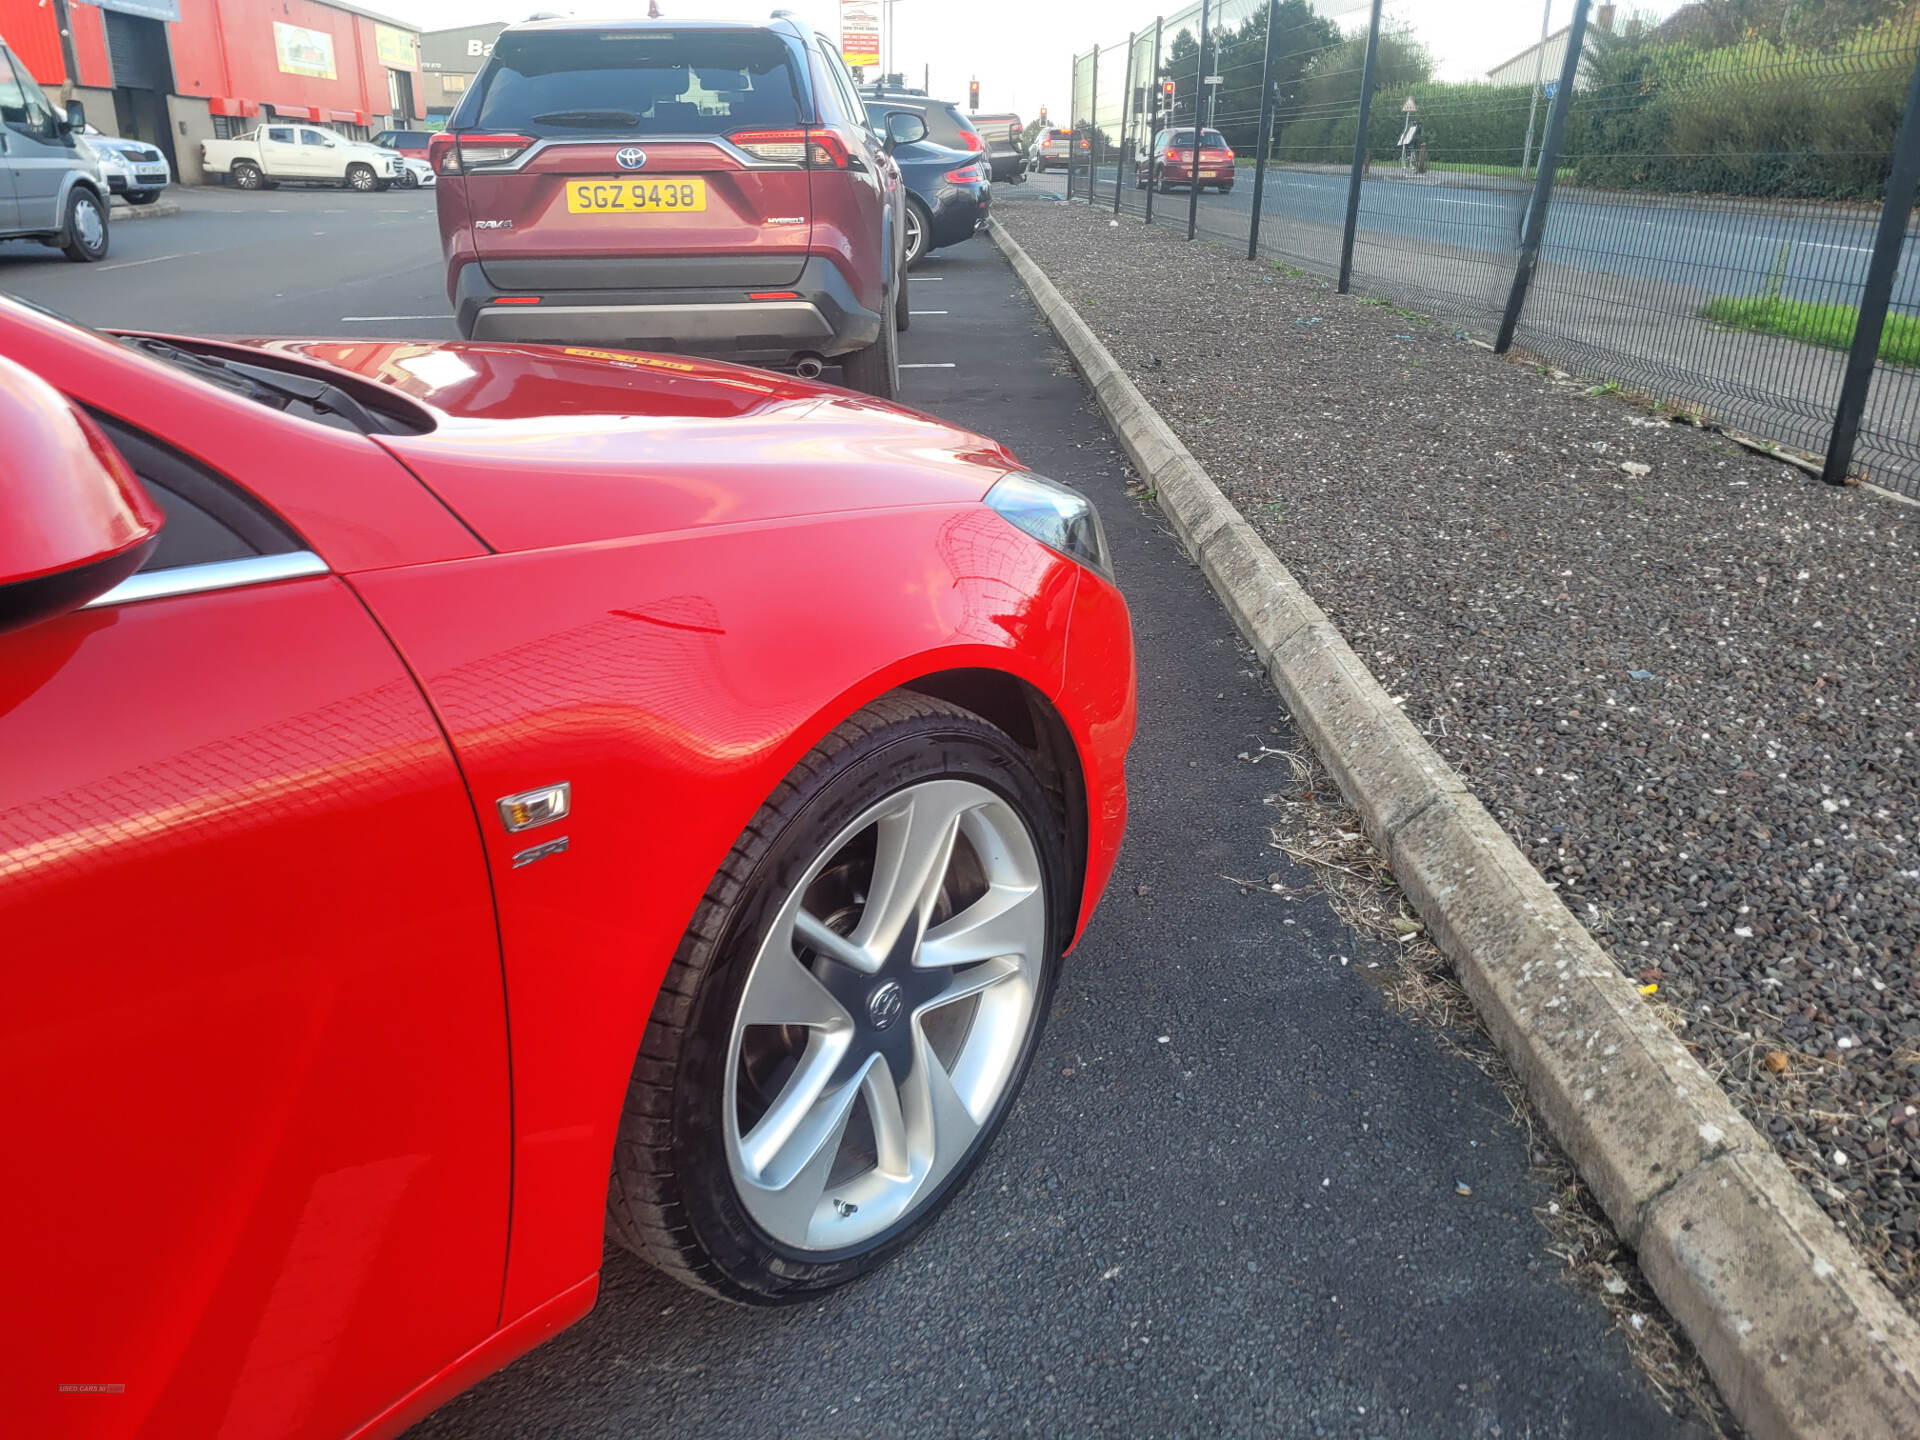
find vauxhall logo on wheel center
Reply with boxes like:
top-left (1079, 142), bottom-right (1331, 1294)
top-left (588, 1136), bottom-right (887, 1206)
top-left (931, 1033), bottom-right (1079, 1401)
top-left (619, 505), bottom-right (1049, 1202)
top-left (615, 147), bottom-right (648, 170)
top-left (866, 980), bottom-right (904, 1030)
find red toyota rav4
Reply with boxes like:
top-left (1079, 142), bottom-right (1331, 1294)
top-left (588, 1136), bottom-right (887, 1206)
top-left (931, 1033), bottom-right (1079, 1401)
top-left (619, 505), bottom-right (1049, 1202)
top-left (431, 16), bottom-right (913, 397)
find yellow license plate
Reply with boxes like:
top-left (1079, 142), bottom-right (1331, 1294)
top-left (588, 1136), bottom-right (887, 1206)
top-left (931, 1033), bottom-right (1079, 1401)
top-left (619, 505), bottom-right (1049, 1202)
top-left (565, 178), bottom-right (706, 213)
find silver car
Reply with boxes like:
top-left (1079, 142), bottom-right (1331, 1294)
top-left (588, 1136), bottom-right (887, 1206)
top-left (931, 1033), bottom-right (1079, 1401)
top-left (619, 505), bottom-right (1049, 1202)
top-left (0, 34), bottom-right (111, 260)
top-left (81, 123), bottom-right (172, 205)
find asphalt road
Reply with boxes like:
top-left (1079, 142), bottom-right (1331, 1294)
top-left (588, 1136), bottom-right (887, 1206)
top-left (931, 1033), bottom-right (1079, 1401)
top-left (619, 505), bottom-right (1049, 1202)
top-left (0, 185), bottom-right (1707, 1438)
top-left (1065, 160), bottom-right (1920, 313)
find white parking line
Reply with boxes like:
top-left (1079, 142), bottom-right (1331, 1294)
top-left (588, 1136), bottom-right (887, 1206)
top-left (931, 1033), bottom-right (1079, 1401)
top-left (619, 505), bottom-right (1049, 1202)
top-left (909, 310), bottom-right (948, 315)
top-left (339, 314), bottom-right (448, 321)
top-left (900, 362), bottom-right (956, 368)
top-left (98, 252), bottom-right (185, 271)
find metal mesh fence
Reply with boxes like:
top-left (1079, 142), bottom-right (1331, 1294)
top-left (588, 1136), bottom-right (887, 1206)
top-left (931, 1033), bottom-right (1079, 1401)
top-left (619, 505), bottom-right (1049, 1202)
top-left (1051, 1), bottom-right (1920, 497)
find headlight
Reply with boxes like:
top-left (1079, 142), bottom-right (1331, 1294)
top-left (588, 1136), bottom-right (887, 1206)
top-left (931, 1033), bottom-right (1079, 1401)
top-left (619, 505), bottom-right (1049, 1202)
top-left (983, 471), bottom-right (1113, 577)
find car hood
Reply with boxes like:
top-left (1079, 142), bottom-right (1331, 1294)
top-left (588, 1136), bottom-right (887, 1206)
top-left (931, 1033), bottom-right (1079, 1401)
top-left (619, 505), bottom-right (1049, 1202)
top-left (231, 338), bottom-right (1024, 553)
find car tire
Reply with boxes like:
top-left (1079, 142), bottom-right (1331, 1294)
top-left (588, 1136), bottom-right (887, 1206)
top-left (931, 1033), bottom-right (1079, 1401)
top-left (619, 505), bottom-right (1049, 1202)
top-left (840, 294), bottom-right (899, 400)
top-left (347, 164), bottom-right (377, 192)
top-left (1218, 183), bottom-right (1234, 194)
top-left (126, 190), bottom-right (159, 206)
top-left (902, 197), bottom-right (931, 269)
top-left (59, 189), bottom-right (109, 263)
top-left (895, 268), bottom-right (909, 333)
top-left (232, 161), bottom-right (264, 191)
top-left (606, 692), bottom-right (1067, 1304)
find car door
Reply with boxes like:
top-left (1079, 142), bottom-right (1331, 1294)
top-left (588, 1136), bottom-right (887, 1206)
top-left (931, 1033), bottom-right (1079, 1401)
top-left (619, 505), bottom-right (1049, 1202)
top-left (0, 43), bottom-right (70, 229)
top-left (1, 415), bottom-right (512, 1440)
top-left (0, 128), bottom-right (18, 232)
top-left (257, 124), bottom-right (301, 176)
top-left (298, 128), bottom-right (340, 178)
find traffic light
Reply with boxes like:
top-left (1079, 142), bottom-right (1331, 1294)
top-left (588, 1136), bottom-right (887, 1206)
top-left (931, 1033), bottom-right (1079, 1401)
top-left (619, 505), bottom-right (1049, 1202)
top-left (968, 79), bottom-right (979, 112)
top-left (1161, 79), bottom-right (1175, 98)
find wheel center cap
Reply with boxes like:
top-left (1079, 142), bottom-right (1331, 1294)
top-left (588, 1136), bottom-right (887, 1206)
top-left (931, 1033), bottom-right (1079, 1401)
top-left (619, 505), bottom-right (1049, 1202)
top-left (866, 980), bottom-right (904, 1030)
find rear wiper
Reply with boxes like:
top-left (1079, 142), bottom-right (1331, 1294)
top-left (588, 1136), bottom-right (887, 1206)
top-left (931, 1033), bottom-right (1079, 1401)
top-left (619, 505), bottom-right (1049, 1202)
top-left (531, 109), bottom-right (641, 128)
top-left (127, 337), bottom-right (392, 434)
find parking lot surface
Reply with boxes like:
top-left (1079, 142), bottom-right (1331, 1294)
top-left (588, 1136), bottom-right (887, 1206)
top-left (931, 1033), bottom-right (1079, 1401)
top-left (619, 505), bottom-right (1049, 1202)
top-left (0, 185), bottom-right (1702, 1438)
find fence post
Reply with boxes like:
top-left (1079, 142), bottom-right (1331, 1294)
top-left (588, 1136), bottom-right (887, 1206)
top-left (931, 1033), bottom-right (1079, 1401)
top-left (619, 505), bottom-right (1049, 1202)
top-left (1247, 0), bottom-right (1279, 260)
top-left (1822, 49), bottom-right (1920, 484)
top-left (1187, 0), bottom-right (1209, 240)
top-left (1145, 17), bottom-right (1164, 225)
top-left (1066, 51), bottom-right (1079, 201)
top-left (1087, 45), bottom-right (1099, 201)
top-left (1496, 0), bottom-right (1591, 353)
top-left (1336, 0), bottom-right (1383, 293)
top-left (1115, 31), bottom-right (1135, 213)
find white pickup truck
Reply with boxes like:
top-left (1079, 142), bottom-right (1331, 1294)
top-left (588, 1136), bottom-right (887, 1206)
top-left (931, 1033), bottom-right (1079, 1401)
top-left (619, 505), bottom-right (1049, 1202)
top-left (202, 124), bottom-right (407, 193)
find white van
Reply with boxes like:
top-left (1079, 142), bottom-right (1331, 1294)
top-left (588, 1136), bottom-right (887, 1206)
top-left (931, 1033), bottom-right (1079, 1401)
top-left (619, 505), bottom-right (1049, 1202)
top-left (0, 35), bottom-right (110, 261)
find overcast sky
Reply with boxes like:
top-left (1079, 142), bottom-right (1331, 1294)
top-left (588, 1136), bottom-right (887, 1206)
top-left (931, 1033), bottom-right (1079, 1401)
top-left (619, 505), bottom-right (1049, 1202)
top-left (383, 1), bottom-right (1685, 124)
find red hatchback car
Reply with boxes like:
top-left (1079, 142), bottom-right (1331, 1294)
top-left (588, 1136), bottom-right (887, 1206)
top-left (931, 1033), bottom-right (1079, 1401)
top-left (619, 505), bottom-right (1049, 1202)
top-left (0, 299), bottom-right (1132, 1437)
top-left (1138, 126), bottom-right (1236, 193)
top-left (432, 16), bottom-right (910, 398)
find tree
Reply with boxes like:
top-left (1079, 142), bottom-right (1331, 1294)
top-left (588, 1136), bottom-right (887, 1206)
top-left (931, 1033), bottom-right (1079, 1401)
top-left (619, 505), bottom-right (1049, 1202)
top-left (1270, 25), bottom-right (1433, 162)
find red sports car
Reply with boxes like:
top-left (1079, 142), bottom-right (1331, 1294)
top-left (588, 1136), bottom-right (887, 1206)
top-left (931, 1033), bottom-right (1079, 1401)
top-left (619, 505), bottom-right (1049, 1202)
top-left (0, 299), bottom-right (1133, 1438)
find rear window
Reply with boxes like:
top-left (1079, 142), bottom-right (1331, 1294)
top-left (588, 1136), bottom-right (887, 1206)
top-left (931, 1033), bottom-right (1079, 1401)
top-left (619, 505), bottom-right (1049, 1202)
top-left (465, 28), bottom-right (802, 137)
top-left (382, 130), bottom-right (430, 146)
top-left (1046, 129), bottom-right (1071, 142)
top-left (1166, 129), bottom-right (1228, 149)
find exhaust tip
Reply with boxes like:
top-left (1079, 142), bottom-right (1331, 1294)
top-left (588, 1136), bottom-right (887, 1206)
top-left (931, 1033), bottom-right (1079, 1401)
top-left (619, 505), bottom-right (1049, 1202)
top-left (793, 353), bottom-right (826, 380)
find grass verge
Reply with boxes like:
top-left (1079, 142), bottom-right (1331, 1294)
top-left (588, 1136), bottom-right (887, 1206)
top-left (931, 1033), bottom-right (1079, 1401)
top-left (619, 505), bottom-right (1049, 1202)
top-left (1702, 292), bottom-right (1920, 367)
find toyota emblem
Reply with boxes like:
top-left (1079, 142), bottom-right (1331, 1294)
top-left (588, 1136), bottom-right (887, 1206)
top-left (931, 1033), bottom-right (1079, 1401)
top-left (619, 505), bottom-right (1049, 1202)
top-left (615, 147), bottom-right (648, 170)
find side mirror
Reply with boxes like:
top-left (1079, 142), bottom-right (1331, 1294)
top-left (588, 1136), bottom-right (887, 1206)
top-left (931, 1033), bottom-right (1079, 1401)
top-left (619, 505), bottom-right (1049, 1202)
top-left (883, 111), bottom-right (928, 152)
top-left (64, 99), bottom-right (85, 131)
top-left (0, 356), bottom-right (163, 638)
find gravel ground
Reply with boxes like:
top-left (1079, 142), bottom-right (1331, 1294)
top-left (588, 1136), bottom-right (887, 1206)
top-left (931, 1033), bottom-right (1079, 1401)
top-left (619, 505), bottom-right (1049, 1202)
top-left (1002, 199), bottom-right (1920, 1314)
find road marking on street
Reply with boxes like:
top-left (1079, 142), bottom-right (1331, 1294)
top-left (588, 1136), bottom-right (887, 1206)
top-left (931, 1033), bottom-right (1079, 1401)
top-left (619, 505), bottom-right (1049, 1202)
top-left (339, 314), bottom-right (448, 321)
top-left (909, 310), bottom-right (948, 315)
top-left (900, 362), bottom-right (956, 368)
top-left (1801, 241), bottom-right (1870, 254)
top-left (98, 252), bottom-right (185, 271)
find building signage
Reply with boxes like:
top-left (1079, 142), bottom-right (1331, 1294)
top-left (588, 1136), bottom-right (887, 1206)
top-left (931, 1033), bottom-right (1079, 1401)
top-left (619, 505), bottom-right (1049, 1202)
top-left (375, 26), bottom-right (418, 71)
top-left (840, 1), bottom-right (880, 70)
top-left (274, 23), bottom-right (337, 80)
top-left (70, 0), bottom-right (183, 23)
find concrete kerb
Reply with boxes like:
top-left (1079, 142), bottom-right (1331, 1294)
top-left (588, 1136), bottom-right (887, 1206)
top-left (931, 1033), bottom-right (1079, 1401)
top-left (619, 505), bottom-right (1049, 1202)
top-left (110, 198), bottom-right (182, 222)
top-left (989, 214), bottom-right (1920, 1440)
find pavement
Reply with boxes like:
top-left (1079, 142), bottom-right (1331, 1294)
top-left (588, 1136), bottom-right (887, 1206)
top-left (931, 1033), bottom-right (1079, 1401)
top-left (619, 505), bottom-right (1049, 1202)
top-left (0, 184), bottom-right (1708, 1438)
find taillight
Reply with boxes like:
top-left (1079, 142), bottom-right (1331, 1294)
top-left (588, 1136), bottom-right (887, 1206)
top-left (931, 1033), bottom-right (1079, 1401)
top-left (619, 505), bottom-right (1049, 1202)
top-left (732, 129), bottom-right (847, 168)
top-left (943, 162), bottom-right (984, 183)
top-left (435, 133), bottom-right (532, 173)
top-left (960, 130), bottom-right (984, 152)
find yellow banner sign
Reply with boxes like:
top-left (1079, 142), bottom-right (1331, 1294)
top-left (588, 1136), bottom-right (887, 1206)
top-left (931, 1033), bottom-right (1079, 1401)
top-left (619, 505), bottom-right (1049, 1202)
top-left (375, 25), bottom-right (417, 70)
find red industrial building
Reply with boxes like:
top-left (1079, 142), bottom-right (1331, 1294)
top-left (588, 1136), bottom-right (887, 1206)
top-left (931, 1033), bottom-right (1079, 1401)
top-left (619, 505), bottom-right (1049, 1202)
top-left (0, 0), bottom-right (424, 184)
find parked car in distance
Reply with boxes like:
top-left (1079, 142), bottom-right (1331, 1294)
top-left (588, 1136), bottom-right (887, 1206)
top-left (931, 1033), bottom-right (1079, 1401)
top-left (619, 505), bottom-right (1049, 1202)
top-left (966, 111), bottom-right (1025, 182)
top-left (860, 84), bottom-right (986, 159)
top-left (433, 15), bottom-right (911, 397)
top-left (202, 124), bottom-right (407, 192)
top-left (79, 122), bottom-right (172, 203)
top-left (1, 290), bottom-right (1134, 1440)
top-left (1028, 127), bottom-right (1082, 172)
top-left (1138, 126), bottom-right (1235, 192)
top-left (865, 101), bottom-right (991, 267)
top-left (0, 37), bottom-right (110, 260)
top-left (400, 155), bottom-right (436, 188)
top-left (373, 127), bottom-right (434, 159)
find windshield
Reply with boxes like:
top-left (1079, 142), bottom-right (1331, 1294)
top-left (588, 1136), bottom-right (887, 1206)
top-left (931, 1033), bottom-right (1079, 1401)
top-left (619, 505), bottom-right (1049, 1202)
top-left (465, 29), bottom-right (801, 136)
